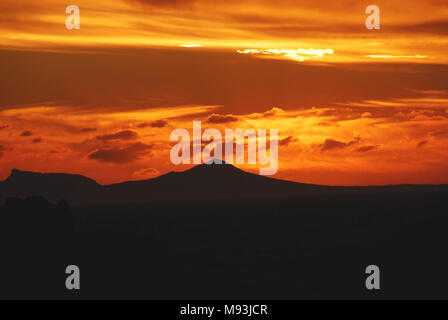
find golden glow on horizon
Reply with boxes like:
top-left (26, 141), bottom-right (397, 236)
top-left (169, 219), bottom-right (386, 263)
top-left (179, 44), bottom-right (203, 48)
top-left (2, 99), bottom-right (448, 186)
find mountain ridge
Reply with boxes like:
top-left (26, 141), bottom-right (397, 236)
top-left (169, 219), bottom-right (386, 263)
top-left (1, 163), bottom-right (447, 205)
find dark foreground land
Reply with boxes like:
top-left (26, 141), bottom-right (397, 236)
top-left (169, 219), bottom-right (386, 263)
top-left (0, 165), bottom-right (447, 299)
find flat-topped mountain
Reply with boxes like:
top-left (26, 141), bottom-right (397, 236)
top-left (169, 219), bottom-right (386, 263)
top-left (0, 168), bottom-right (101, 204)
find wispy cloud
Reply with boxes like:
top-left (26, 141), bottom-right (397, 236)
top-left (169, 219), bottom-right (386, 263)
top-left (365, 54), bottom-right (435, 60)
top-left (340, 97), bottom-right (448, 108)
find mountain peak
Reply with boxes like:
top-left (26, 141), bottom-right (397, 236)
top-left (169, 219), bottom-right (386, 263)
top-left (183, 160), bottom-right (246, 174)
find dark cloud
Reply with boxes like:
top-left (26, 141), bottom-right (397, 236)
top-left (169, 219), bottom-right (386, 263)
top-left (151, 119), bottom-right (168, 128)
top-left (137, 123), bottom-right (149, 128)
top-left (430, 131), bottom-right (448, 137)
top-left (20, 130), bottom-right (33, 137)
top-left (391, 20), bottom-right (448, 36)
top-left (278, 136), bottom-right (298, 146)
top-left (207, 114), bottom-right (238, 124)
top-left (355, 145), bottom-right (377, 153)
top-left (96, 130), bottom-right (138, 141)
top-left (81, 127), bottom-right (97, 133)
top-left (321, 139), bottom-right (347, 151)
top-left (321, 137), bottom-right (359, 152)
top-left (0, 124), bottom-right (9, 130)
top-left (88, 142), bottom-right (153, 163)
top-left (0, 144), bottom-right (7, 158)
top-left (138, 119), bottom-right (168, 128)
top-left (32, 138), bottom-right (42, 144)
top-left (417, 140), bottom-right (428, 148)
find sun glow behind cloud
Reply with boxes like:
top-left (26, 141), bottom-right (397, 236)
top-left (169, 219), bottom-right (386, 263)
top-left (237, 48), bottom-right (334, 62)
top-left (179, 44), bottom-right (203, 48)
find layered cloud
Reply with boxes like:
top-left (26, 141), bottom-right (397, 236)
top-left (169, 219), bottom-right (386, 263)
top-left (1, 0), bottom-right (448, 63)
top-left (96, 130), bottom-right (138, 141)
top-left (88, 142), bottom-right (153, 163)
top-left (321, 137), bottom-right (359, 152)
top-left (2, 96), bottom-right (448, 185)
top-left (137, 120), bottom-right (168, 128)
top-left (207, 114), bottom-right (239, 124)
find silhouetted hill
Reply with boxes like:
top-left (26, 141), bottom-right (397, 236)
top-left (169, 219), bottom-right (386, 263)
top-left (0, 196), bottom-right (74, 298)
top-left (0, 168), bottom-right (100, 204)
top-left (1, 163), bottom-right (448, 205)
top-left (103, 162), bottom-right (323, 203)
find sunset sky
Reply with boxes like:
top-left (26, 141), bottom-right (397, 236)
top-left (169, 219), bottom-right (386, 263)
top-left (1, 0), bottom-right (448, 185)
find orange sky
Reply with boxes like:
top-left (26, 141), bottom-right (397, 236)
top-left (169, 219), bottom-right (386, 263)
top-left (1, 0), bottom-right (448, 185)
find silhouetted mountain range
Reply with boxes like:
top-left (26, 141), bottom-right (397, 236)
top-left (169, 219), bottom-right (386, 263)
top-left (1, 163), bottom-right (448, 204)
top-left (1, 164), bottom-right (448, 299)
